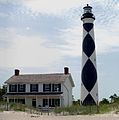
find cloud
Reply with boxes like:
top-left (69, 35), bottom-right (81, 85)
top-left (1, 0), bottom-right (119, 65)
top-left (59, 25), bottom-right (82, 56)
top-left (0, 28), bottom-right (63, 68)
top-left (21, 0), bottom-right (91, 14)
top-left (0, 28), bottom-right (15, 49)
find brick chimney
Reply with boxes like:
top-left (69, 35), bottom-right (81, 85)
top-left (15, 69), bottom-right (20, 76)
top-left (64, 67), bottom-right (69, 74)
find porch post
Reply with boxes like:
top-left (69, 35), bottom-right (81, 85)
top-left (36, 96), bottom-right (37, 108)
top-left (60, 96), bottom-right (62, 107)
top-left (7, 97), bottom-right (9, 103)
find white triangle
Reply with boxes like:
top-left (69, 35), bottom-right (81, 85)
top-left (82, 52), bottom-right (88, 68)
top-left (83, 28), bottom-right (88, 39)
top-left (90, 81), bottom-right (98, 104)
top-left (89, 28), bottom-right (94, 40)
top-left (81, 82), bottom-right (89, 103)
top-left (89, 51), bottom-right (97, 68)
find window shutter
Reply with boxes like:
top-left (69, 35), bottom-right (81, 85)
top-left (36, 84), bottom-right (38, 92)
top-left (9, 85), bottom-right (11, 92)
top-left (43, 84), bottom-right (45, 92)
top-left (24, 84), bottom-right (26, 92)
top-left (15, 85), bottom-right (17, 92)
top-left (59, 84), bottom-right (61, 91)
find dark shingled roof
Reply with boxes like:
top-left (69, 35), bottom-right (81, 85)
top-left (5, 73), bottom-right (75, 87)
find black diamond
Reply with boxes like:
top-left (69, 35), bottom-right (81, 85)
top-left (83, 23), bottom-right (93, 32)
top-left (83, 34), bottom-right (95, 57)
top-left (82, 94), bottom-right (96, 105)
top-left (81, 59), bottom-right (97, 92)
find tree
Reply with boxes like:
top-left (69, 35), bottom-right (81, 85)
top-left (0, 85), bottom-right (7, 101)
top-left (109, 93), bottom-right (118, 103)
top-left (100, 98), bottom-right (109, 104)
top-left (73, 99), bottom-right (80, 105)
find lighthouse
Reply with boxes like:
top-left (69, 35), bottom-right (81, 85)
top-left (81, 4), bottom-right (98, 105)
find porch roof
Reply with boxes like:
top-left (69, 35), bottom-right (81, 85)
top-left (5, 92), bottom-right (63, 96)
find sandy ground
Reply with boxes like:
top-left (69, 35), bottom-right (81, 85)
top-left (0, 111), bottom-right (119, 120)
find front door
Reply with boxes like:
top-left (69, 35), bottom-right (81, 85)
top-left (43, 99), bottom-right (48, 107)
top-left (32, 99), bottom-right (36, 107)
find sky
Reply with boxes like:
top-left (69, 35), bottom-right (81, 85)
top-left (0, 0), bottom-right (119, 100)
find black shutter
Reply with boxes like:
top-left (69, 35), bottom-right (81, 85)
top-left (49, 99), bottom-right (51, 107)
top-left (30, 84), bottom-right (32, 92)
top-left (24, 84), bottom-right (26, 92)
top-left (43, 84), bottom-right (45, 92)
top-left (9, 85), bottom-right (11, 92)
top-left (15, 85), bottom-right (17, 92)
top-left (59, 84), bottom-right (61, 92)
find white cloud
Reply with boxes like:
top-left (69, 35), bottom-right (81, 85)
top-left (21, 0), bottom-right (91, 14)
top-left (95, 23), bottom-right (119, 54)
top-left (0, 12), bottom-right (9, 18)
top-left (0, 28), bottom-right (62, 68)
top-left (59, 25), bottom-right (82, 56)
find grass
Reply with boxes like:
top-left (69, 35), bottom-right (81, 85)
top-left (0, 101), bottom-right (35, 112)
top-left (53, 104), bottom-right (99, 115)
top-left (1, 100), bottom-right (119, 115)
top-left (53, 102), bottom-right (119, 115)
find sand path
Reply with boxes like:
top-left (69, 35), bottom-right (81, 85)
top-left (0, 111), bottom-right (119, 120)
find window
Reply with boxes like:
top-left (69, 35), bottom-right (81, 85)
top-left (43, 84), bottom-right (51, 92)
top-left (43, 99), bottom-right (60, 107)
top-left (30, 84), bottom-right (38, 92)
top-left (18, 99), bottom-right (25, 104)
top-left (14, 99), bottom-right (25, 104)
top-left (9, 99), bottom-right (14, 103)
top-left (54, 99), bottom-right (60, 106)
top-left (52, 84), bottom-right (61, 92)
top-left (9, 85), bottom-right (17, 92)
top-left (43, 99), bottom-right (48, 107)
top-left (18, 84), bottom-right (25, 92)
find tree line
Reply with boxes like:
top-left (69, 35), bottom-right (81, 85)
top-left (0, 85), bottom-right (6, 101)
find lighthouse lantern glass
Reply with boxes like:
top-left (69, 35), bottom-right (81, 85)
top-left (84, 8), bottom-right (92, 13)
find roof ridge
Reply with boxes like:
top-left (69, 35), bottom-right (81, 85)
top-left (19, 73), bottom-right (64, 76)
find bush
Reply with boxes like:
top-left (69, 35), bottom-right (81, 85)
top-left (53, 104), bottom-right (99, 115)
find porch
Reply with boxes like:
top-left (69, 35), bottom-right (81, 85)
top-left (7, 95), bottom-right (64, 108)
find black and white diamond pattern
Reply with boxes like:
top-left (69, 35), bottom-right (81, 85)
top-left (81, 18), bottom-right (98, 105)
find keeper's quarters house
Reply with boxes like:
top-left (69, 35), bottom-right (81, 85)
top-left (5, 67), bottom-right (75, 108)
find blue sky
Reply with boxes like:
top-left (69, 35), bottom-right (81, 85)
top-left (0, 0), bottom-right (119, 100)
